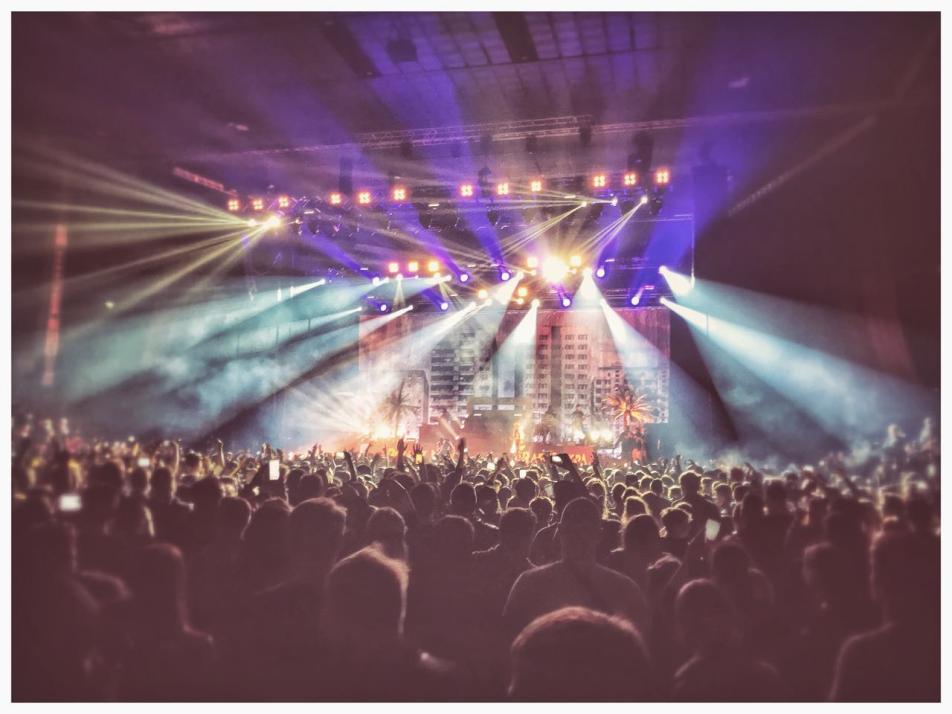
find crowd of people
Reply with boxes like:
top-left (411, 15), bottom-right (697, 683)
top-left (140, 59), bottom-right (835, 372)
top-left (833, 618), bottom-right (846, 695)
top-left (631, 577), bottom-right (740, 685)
top-left (11, 413), bottom-right (940, 701)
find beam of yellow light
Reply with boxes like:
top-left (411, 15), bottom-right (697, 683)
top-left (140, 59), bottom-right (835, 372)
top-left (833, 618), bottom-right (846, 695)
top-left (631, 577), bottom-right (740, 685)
top-left (12, 232), bottom-right (245, 312)
top-left (575, 203), bottom-right (643, 254)
top-left (17, 145), bottom-right (234, 221)
top-left (13, 199), bottom-right (240, 225)
top-left (109, 227), bottom-right (254, 316)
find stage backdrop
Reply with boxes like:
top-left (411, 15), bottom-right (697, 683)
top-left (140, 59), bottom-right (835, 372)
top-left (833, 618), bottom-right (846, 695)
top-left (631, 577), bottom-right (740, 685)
top-left (359, 306), bottom-right (669, 439)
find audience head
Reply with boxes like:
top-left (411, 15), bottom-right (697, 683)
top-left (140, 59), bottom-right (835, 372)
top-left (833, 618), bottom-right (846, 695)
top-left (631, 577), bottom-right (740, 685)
top-left (321, 547), bottom-right (408, 647)
top-left (558, 497), bottom-right (602, 561)
top-left (676, 578), bottom-right (736, 652)
top-left (499, 507), bottom-right (536, 557)
top-left (510, 606), bottom-right (650, 701)
top-left (289, 497), bottom-right (346, 573)
top-left (366, 506), bottom-right (407, 561)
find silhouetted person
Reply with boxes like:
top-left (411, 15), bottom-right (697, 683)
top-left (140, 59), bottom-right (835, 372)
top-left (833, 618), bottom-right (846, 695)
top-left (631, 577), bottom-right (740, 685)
top-left (505, 497), bottom-right (649, 638)
top-left (119, 543), bottom-right (216, 701)
top-left (609, 513), bottom-right (664, 591)
top-left (315, 547), bottom-right (461, 701)
top-left (13, 522), bottom-right (100, 701)
top-left (829, 532), bottom-right (939, 701)
top-left (672, 578), bottom-right (783, 701)
top-left (240, 497), bottom-right (346, 699)
top-left (147, 467), bottom-right (191, 549)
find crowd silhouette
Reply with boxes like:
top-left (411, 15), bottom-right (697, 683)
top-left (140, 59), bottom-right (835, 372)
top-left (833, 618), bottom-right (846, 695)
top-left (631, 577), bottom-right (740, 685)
top-left (11, 414), bottom-right (940, 702)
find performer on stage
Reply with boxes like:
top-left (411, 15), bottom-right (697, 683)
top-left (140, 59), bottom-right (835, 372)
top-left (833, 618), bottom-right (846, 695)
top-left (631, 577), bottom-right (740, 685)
top-left (615, 423), bottom-right (647, 463)
top-left (534, 406), bottom-right (558, 444)
top-left (569, 405), bottom-right (586, 443)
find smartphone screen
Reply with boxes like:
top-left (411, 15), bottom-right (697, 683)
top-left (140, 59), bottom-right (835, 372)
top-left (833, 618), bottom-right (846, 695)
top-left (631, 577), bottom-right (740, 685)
top-left (268, 459), bottom-right (280, 481)
top-left (551, 455), bottom-right (563, 464)
top-left (705, 518), bottom-right (720, 542)
top-left (519, 469), bottom-right (528, 479)
top-left (58, 493), bottom-right (82, 512)
top-left (335, 451), bottom-right (345, 460)
top-left (137, 457), bottom-right (150, 468)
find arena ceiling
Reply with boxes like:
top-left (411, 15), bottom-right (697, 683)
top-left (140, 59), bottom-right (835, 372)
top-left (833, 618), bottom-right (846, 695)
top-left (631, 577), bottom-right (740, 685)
top-left (13, 11), bottom-right (938, 193)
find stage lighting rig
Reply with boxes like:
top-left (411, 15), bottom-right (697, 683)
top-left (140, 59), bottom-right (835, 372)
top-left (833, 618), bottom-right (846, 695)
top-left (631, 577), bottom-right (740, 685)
top-left (227, 198), bottom-right (241, 212)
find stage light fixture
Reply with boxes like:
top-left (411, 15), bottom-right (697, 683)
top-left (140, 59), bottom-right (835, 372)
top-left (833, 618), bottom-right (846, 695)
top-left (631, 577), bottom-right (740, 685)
top-left (623, 172), bottom-right (638, 186)
top-left (388, 262), bottom-right (400, 274)
top-left (592, 174), bottom-right (607, 188)
top-left (630, 288), bottom-right (644, 306)
top-left (496, 182), bottom-right (510, 196)
top-left (530, 179), bottom-right (543, 193)
top-left (517, 286), bottom-right (529, 298)
top-left (439, 302), bottom-right (450, 311)
top-left (640, 195), bottom-right (649, 205)
top-left (251, 198), bottom-right (264, 211)
top-left (610, 196), bottom-right (619, 207)
top-left (561, 296), bottom-right (573, 308)
top-left (379, 303), bottom-right (390, 313)
top-left (500, 270), bottom-right (512, 282)
top-left (372, 276), bottom-right (381, 286)
top-left (278, 195), bottom-right (290, 208)
top-left (583, 266), bottom-right (593, 277)
top-left (569, 255), bottom-right (582, 268)
top-left (654, 168), bottom-right (671, 186)
top-left (526, 255), bottom-right (539, 269)
top-left (460, 183), bottom-right (475, 198)
top-left (542, 256), bottom-right (569, 283)
top-left (407, 260), bottom-right (420, 273)
top-left (459, 272), bottom-right (470, 283)
top-left (357, 191), bottom-right (372, 205)
top-left (265, 214), bottom-right (281, 228)
top-left (531, 298), bottom-right (541, 308)
top-left (227, 198), bottom-right (240, 212)
top-left (515, 298), bottom-right (525, 305)
top-left (392, 187), bottom-right (407, 202)
top-left (330, 193), bottom-right (342, 205)
top-left (427, 260), bottom-right (440, 273)
top-left (247, 218), bottom-right (258, 227)
top-left (477, 288), bottom-right (489, 300)
top-left (595, 266), bottom-right (607, 279)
